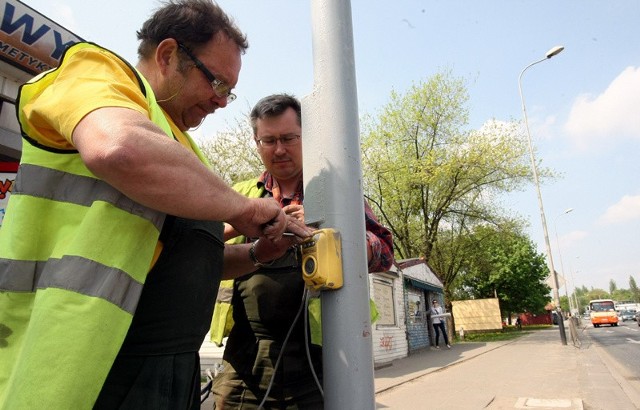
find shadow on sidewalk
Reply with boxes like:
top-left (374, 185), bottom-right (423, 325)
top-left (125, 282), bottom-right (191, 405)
top-left (374, 340), bottom-right (508, 393)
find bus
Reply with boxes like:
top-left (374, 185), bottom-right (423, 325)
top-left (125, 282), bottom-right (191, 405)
top-left (588, 299), bottom-right (618, 327)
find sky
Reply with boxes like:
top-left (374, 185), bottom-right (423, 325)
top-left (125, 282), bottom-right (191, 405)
top-left (21, 0), bottom-right (640, 294)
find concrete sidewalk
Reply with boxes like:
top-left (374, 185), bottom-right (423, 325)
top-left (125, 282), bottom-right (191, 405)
top-left (200, 327), bottom-right (640, 409)
top-left (375, 327), bottom-right (640, 409)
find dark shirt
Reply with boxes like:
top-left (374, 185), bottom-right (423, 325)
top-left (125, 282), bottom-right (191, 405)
top-left (216, 172), bottom-right (394, 408)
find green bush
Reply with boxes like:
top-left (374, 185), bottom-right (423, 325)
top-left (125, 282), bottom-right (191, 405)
top-left (455, 325), bottom-right (551, 343)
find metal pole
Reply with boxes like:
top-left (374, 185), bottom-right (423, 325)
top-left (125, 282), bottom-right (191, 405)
top-left (518, 46), bottom-right (567, 345)
top-left (571, 265), bottom-right (580, 314)
top-left (302, 0), bottom-right (375, 408)
top-left (554, 208), bottom-right (573, 313)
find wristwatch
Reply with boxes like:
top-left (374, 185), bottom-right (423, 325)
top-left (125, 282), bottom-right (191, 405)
top-left (248, 239), bottom-right (275, 267)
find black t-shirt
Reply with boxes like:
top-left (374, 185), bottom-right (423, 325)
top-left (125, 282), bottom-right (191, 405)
top-left (223, 260), bottom-right (323, 379)
top-left (118, 216), bottom-right (225, 355)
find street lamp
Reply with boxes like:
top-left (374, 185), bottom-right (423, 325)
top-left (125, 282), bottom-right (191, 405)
top-left (571, 268), bottom-right (580, 314)
top-left (571, 255), bottom-right (581, 314)
top-left (518, 45), bottom-right (567, 345)
top-left (554, 208), bottom-right (574, 313)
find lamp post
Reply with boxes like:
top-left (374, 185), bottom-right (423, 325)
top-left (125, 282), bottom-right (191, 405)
top-left (518, 45), bottom-right (567, 345)
top-left (572, 255), bottom-right (581, 314)
top-left (571, 269), bottom-right (580, 314)
top-left (554, 208), bottom-right (574, 313)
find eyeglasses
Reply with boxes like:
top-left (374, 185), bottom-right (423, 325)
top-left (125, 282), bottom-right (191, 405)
top-left (177, 42), bottom-right (236, 103)
top-left (255, 134), bottom-right (301, 148)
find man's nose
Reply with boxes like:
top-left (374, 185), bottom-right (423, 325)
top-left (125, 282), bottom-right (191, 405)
top-left (211, 94), bottom-right (227, 108)
top-left (273, 140), bottom-right (287, 154)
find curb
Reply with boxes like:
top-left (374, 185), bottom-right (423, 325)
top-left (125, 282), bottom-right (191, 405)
top-left (590, 337), bottom-right (640, 408)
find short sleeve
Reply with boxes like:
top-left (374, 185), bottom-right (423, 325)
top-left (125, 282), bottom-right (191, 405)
top-left (20, 46), bottom-right (149, 149)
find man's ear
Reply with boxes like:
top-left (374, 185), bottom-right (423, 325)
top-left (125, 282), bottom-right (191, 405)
top-left (155, 38), bottom-right (180, 75)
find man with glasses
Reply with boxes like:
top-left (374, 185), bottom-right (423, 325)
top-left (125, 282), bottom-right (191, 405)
top-left (210, 94), bottom-right (394, 409)
top-left (0, 1), bottom-right (309, 409)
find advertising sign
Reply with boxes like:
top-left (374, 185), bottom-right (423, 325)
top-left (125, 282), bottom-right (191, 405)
top-left (0, 0), bottom-right (83, 75)
top-left (0, 162), bottom-right (17, 226)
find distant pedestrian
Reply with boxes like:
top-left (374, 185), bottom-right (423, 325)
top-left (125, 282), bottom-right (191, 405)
top-left (430, 300), bottom-right (450, 349)
top-left (515, 316), bottom-right (522, 330)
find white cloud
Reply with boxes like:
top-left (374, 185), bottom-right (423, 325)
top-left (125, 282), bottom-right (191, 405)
top-left (564, 66), bottom-right (640, 149)
top-left (49, 2), bottom-right (79, 32)
top-left (529, 114), bottom-right (558, 141)
top-left (559, 230), bottom-right (588, 249)
top-left (599, 194), bottom-right (640, 225)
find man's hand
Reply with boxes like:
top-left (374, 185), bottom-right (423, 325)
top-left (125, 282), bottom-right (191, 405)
top-left (227, 197), bottom-right (287, 241)
top-left (282, 205), bottom-right (314, 239)
top-left (282, 204), bottom-right (304, 222)
top-left (285, 213), bottom-right (315, 240)
top-left (253, 214), bottom-right (314, 262)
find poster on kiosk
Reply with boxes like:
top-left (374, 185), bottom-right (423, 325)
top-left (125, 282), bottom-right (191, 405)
top-left (0, 1), bottom-right (83, 226)
top-left (0, 162), bottom-right (17, 226)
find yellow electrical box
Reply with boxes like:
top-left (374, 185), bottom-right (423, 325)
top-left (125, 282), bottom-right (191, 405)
top-left (300, 228), bottom-right (343, 290)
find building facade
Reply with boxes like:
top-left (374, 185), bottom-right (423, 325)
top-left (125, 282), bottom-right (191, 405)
top-left (0, 0), bottom-right (82, 225)
top-left (368, 258), bottom-right (446, 364)
top-left (369, 267), bottom-right (407, 365)
top-left (399, 259), bottom-right (446, 354)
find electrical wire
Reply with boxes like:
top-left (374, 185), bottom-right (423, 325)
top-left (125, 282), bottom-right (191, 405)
top-left (304, 289), bottom-right (324, 397)
top-left (199, 368), bottom-right (214, 404)
top-left (257, 285), bottom-right (308, 410)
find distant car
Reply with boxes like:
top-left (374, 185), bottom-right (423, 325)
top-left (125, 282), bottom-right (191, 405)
top-left (620, 310), bottom-right (636, 321)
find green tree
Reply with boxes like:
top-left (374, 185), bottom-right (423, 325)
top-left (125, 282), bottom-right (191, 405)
top-left (453, 224), bottom-right (551, 319)
top-left (575, 285), bottom-right (591, 313)
top-left (609, 279), bottom-right (617, 295)
top-left (199, 115), bottom-right (263, 185)
top-left (360, 69), bottom-right (545, 296)
top-left (585, 288), bottom-right (609, 301)
top-left (611, 288), bottom-right (632, 303)
top-left (629, 276), bottom-right (640, 302)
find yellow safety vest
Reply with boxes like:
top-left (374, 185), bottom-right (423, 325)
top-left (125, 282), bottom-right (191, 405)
top-left (209, 179), bottom-right (379, 347)
top-left (0, 42), bottom-right (208, 409)
top-left (210, 179), bottom-right (264, 346)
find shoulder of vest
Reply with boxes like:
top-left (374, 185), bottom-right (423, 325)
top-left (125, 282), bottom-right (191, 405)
top-left (71, 42), bottom-right (147, 97)
top-left (232, 178), bottom-right (265, 198)
top-left (18, 42), bottom-right (148, 154)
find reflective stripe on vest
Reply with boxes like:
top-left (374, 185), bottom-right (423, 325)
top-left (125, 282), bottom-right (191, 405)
top-left (14, 163), bottom-right (164, 230)
top-left (216, 284), bottom-right (233, 303)
top-left (0, 257), bottom-right (142, 314)
top-left (210, 179), bottom-right (263, 346)
top-left (0, 42), bottom-right (191, 408)
top-left (0, 43), bottom-right (178, 311)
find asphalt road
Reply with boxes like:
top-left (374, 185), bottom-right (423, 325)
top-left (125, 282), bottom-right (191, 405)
top-left (585, 318), bottom-right (640, 386)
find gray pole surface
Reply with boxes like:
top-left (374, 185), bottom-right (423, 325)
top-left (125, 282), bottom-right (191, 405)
top-left (302, 0), bottom-right (376, 408)
top-left (518, 47), bottom-right (567, 345)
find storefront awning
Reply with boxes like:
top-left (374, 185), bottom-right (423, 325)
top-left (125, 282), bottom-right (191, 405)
top-left (404, 278), bottom-right (442, 294)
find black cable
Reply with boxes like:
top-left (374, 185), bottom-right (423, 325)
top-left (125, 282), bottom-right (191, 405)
top-left (304, 289), bottom-right (324, 397)
top-left (257, 286), bottom-right (308, 410)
